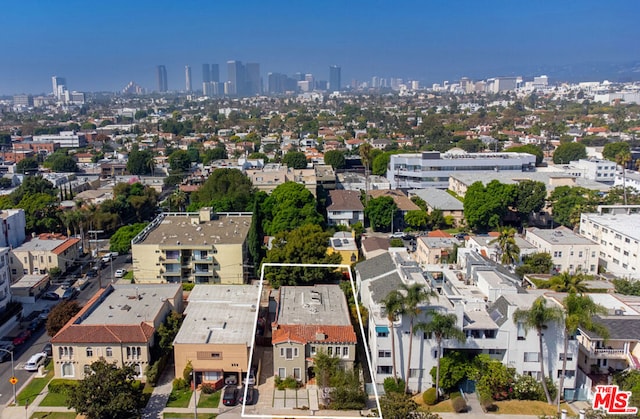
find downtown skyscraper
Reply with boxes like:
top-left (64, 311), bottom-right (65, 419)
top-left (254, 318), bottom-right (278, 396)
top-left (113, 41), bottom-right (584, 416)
top-left (156, 65), bottom-right (168, 92)
top-left (185, 65), bottom-right (192, 92)
top-left (329, 65), bottom-right (341, 91)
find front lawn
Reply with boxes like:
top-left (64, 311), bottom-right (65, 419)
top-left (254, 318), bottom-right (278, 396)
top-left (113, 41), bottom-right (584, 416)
top-left (493, 400), bottom-right (572, 415)
top-left (163, 414), bottom-right (217, 419)
top-left (166, 388), bottom-right (193, 408)
top-left (17, 362), bottom-right (54, 406)
top-left (197, 390), bottom-right (221, 408)
top-left (30, 413), bottom-right (77, 419)
top-left (39, 390), bottom-right (68, 406)
top-left (412, 393), bottom-right (454, 413)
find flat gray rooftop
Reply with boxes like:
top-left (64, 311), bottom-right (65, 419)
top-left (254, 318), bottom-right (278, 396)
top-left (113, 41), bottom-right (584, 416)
top-left (174, 284), bottom-right (259, 345)
top-left (140, 214), bottom-right (252, 246)
top-left (528, 227), bottom-right (597, 246)
top-left (583, 213), bottom-right (640, 242)
top-left (278, 285), bottom-right (351, 326)
top-left (81, 284), bottom-right (181, 325)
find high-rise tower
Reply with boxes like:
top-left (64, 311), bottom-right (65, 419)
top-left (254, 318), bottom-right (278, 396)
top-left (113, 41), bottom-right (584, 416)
top-left (210, 64), bottom-right (219, 83)
top-left (51, 76), bottom-right (67, 100)
top-left (245, 63), bottom-right (261, 96)
top-left (329, 65), bottom-right (341, 91)
top-left (202, 64), bottom-right (211, 84)
top-left (156, 65), bottom-right (168, 92)
top-left (185, 66), bottom-right (192, 92)
top-left (227, 60), bottom-right (245, 96)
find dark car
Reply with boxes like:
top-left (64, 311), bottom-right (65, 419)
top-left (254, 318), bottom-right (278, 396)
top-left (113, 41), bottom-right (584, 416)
top-left (238, 386), bottom-right (256, 405)
top-left (42, 342), bottom-right (52, 357)
top-left (62, 287), bottom-right (78, 300)
top-left (0, 343), bottom-right (15, 362)
top-left (86, 268), bottom-right (98, 278)
top-left (28, 318), bottom-right (44, 332)
top-left (222, 385), bottom-right (238, 406)
top-left (41, 291), bottom-right (60, 301)
top-left (13, 329), bottom-right (32, 346)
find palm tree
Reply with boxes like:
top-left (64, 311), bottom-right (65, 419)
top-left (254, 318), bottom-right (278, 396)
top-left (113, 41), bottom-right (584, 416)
top-left (169, 189), bottom-right (188, 212)
top-left (616, 150), bottom-right (631, 205)
top-left (398, 283), bottom-right (434, 394)
top-left (490, 227), bottom-right (520, 265)
top-left (381, 290), bottom-right (404, 382)
top-left (546, 271), bottom-right (589, 293)
top-left (513, 296), bottom-right (563, 404)
top-left (556, 293), bottom-right (608, 412)
top-left (415, 311), bottom-right (466, 400)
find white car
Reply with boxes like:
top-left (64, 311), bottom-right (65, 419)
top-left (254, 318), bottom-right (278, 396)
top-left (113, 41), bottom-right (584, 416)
top-left (114, 269), bottom-right (127, 278)
top-left (24, 352), bottom-right (47, 371)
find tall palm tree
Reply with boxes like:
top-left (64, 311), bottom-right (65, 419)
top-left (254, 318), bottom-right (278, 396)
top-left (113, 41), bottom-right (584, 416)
top-left (556, 293), bottom-right (608, 412)
top-left (616, 150), bottom-right (632, 205)
top-left (398, 283), bottom-right (434, 394)
top-left (546, 271), bottom-right (589, 293)
top-left (415, 311), bottom-right (466, 400)
top-left (490, 227), bottom-right (520, 265)
top-left (381, 290), bottom-right (404, 382)
top-left (513, 296), bottom-right (563, 404)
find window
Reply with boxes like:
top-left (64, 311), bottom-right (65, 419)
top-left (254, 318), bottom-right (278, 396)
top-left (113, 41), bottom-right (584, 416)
top-left (592, 251), bottom-right (596, 258)
top-left (524, 371), bottom-right (541, 380)
top-left (84, 365), bottom-right (91, 375)
top-left (106, 347), bottom-right (112, 357)
top-left (48, 256), bottom-right (52, 263)
top-left (409, 368), bottom-right (423, 378)
top-left (590, 265), bottom-right (596, 272)
top-left (624, 251), bottom-right (629, 256)
top-left (377, 366), bottom-right (393, 374)
top-left (579, 251), bottom-right (583, 258)
top-left (378, 350), bottom-right (392, 358)
top-left (524, 352), bottom-right (539, 362)
top-left (328, 347), bottom-right (333, 356)
top-left (517, 322), bottom-right (526, 340)
top-left (560, 353), bottom-right (573, 361)
top-left (377, 331), bottom-right (389, 338)
top-left (210, 352), bottom-right (222, 359)
top-left (278, 368), bottom-right (286, 379)
top-left (558, 370), bottom-right (575, 378)
top-left (281, 347), bottom-right (297, 360)
top-left (614, 246), bottom-right (621, 253)
top-left (62, 363), bottom-right (74, 377)
top-left (293, 368), bottom-right (301, 380)
top-left (310, 346), bottom-right (317, 355)
top-left (86, 347), bottom-right (93, 357)
top-left (342, 347), bottom-right (349, 358)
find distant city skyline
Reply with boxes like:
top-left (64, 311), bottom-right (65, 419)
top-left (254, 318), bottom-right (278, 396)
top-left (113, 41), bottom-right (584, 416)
top-left (1, 0), bottom-right (639, 95)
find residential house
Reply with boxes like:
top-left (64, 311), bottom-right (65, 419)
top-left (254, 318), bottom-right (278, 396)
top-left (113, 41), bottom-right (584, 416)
top-left (131, 209), bottom-right (251, 284)
top-left (50, 283), bottom-right (182, 381)
top-left (327, 232), bottom-right (359, 265)
top-left (415, 236), bottom-right (458, 265)
top-left (525, 226), bottom-right (599, 274)
top-left (271, 285), bottom-right (357, 383)
top-left (9, 233), bottom-right (81, 280)
top-left (326, 190), bottom-right (364, 227)
top-left (173, 284), bottom-right (260, 387)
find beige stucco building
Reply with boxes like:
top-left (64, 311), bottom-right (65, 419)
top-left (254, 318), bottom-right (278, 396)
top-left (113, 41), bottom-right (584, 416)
top-left (50, 283), bottom-right (182, 381)
top-left (9, 233), bottom-right (81, 280)
top-left (173, 284), bottom-right (260, 387)
top-left (131, 208), bottom-right (251, 284)
top-left (272, 285), bottom-right (357, 384)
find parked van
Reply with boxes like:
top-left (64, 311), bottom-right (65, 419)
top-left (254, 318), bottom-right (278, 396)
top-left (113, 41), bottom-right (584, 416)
top-left (24, 352), bottom-right (47, 371)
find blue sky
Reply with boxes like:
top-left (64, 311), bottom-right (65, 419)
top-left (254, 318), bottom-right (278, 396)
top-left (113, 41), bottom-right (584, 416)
top-left (1, 0), bottom-right (638, 95)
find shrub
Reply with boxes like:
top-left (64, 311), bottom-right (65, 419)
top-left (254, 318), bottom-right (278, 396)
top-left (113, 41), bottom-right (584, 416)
top-left (48, 379), bottom-right (78, 393)
top-left (182, 283), bottom-right (195, 292)
top-left (275, 375), bottom-right (299, 390)
top-left (200, 383), bottom-right (216, 394)
top-left (183, 360), bottom-right (193, 382)
top-left (423, 387), bottom-right (438, 405)
top-left (484, 401), bottom-right (498, 412)
top-left (172, 378), bottom-right (187, 391)
top-left (452, 396), bottom-right (468, 413)
top-left (146, 353), bottom-right (169, 386)
top-left (383, 377), bottom-right (405, 394)
top-left (513, 374), bottom-right (544, 401)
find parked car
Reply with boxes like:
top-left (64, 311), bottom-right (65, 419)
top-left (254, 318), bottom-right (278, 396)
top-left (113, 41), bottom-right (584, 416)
top-left (101, 252), bottom-right (119, 263)
top-left (41, 291), bottom-right (60, 301)
top-left (243, 368), bottom-right (256, 386)
top-left (114, 269), bottom-right (127, 278)
top-left (24, 352), bottom-right (47, 371)
top-left (238, 386), bottom-right (256, 405)
top-left (86, 268), bottom-right (98, 278)
top-left (61, 279), bottom-right (76, 290)
top-left (0, 343), bottom-right (15, 362)
top-left (42, 343), bottom-right (52, 357)
top-left (222, 385), bottom-right (239, 406)
top-left (12, 329), bottom-right (32, 346)
top-left (62, 287), bottom-right (78, 300)
top-left (28, 318), bottom-right (44, 332)
top-left (38, 308), bottom-right (51, 320)
top-left (224, 374), bottom-right (238, 385)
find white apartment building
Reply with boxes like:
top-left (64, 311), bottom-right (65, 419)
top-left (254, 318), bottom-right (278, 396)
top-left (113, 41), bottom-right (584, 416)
top-left (0, 248), bottom-right (12, 312)
top-left (32, 131), bottom-right (87, 148)
top-left (387, 150), bottom-right (536, 189)
top-left (564, 159), bottom-right (617, 183)
top-left (580, 205), bottom-right (640, 279)
top-left (525, 227), bottom-right (599, 274)
top-left (0, 209), bottom-right (26, 248)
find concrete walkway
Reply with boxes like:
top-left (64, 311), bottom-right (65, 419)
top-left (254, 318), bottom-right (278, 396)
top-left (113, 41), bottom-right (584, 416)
top-left (141, 361), bottom-right (176, 419)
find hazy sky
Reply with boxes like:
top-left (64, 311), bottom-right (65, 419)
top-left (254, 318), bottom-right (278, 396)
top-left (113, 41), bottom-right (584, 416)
top-left (1, 0), bottom-right (638, 95)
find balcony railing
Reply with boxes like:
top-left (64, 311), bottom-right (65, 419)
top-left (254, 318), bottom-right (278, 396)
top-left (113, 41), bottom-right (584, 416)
top-left (593, 348), bottom-right (627, 357)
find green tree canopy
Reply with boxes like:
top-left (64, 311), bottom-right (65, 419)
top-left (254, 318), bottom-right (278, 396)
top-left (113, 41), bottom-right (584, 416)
top-left (516, 252), bottom-right (553, 277)
top-left (365, 196), bottom-right (397, 232)
top-left (514, 180), bottom-right (546, 219)
top-left (202, 146), bottom-right (228, 164)
top-left (507, 144), bottom-right (544, 165)
top-left (552, 142), bottom-right (587, 164)
top-left (168, 149), bottom-right (192, 172)
top-left (126, 145), bottom-right (154, 175)
top-left (263, 224), bottom-right (341, 287)
top-left (404, 210), bottom-right (428, 230)
top-left (66, 358), bottom-right (145, 419)
top-left (261, 182), bottom-right (323, 235)
top-left (16, 157), bottom-right (39, 174)
top-left (44, 151), bottom-right (79, 172)
top-left (190, 168), bottom-right (255, 212)
top-left (464, 180), bottom-right (516, 232)
top-left (548, 186), bottom-right (597, 228)
top-left (323, 150), bottom-right (346, 170)
top-left (282, 151), bottom-right (308, 169)
top-left (602, 141), bottom-right (630, 162)
top-left (109, 223), bottom-right (148, 254)
top-left (372, 152), bottom-right (391, 175)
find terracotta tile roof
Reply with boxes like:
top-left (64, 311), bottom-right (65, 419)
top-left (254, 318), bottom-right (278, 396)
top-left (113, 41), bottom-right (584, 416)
top-left (51, 323), bottom-right (155, 344)
top-left (368, 189), bottom-right (420, 211)
top-left (272, 324), bottom-right (357, 345)
top-left (327, 190), bottom-right (364, 211)
top-left (52, 237), bottom-right (80, 255)
top-left (586, 127), bottom-right (608, 133)
top-left (428, 230), bottom-right (453, 238)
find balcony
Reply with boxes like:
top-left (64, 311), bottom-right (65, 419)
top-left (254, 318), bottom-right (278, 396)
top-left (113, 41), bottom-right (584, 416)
top-left (592, 348), bottom-right (627, 358)
top-left (192, 256), bottom-right (213, 262)
top-left (579, 340), bottom-right (629, 359)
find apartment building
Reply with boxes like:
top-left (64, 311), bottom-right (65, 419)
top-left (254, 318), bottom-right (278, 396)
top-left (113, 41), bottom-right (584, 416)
top-left (50, 284), bottom-right (182, 381)
top-left (563, 158), bottom-right (617, 183)
top-left (388, 150), bottom-right (536, 189)
top-left (272, 285), bottom-right (357, 384)
top-left (0, 209), bottom-right (26, 248)
top-left (9, 233), bottom-right (81, 280)
top-left (525, 226), bottom-right (599, 274)
top-left (173, 284), bottom-right (259, 387)
top-left (131, 208), bottom-right (251, 284)
top-left (580, 205), bottom-right (640, 279)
